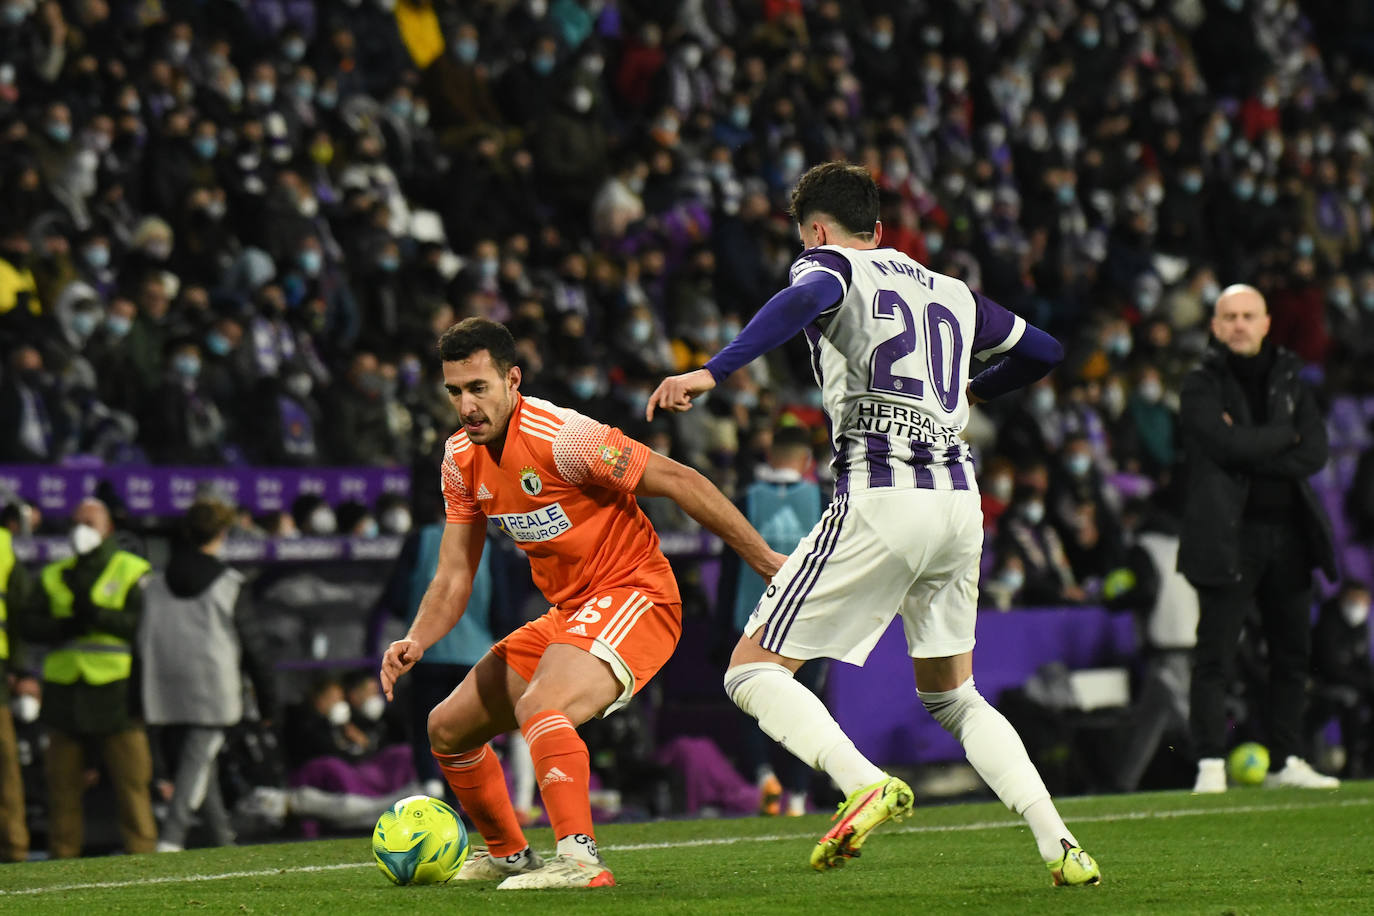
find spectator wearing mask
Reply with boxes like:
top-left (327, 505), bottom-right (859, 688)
top-left (0, 345), bottom-right (61, 463)
top-left (0, 517), bottom-right (36, 861)
top-left (143, 338), bottom-right (228, 464)
top-left (995, 486), bottom-right (1086, 606)
top-left (323, 351), bottom-right (402, 466)
top-left (1308, 582), bottom-right (1373, 779)
top-left (139, 498), bottom-right (278, 852)
top-left (19, 498), bottom-right (155, 858)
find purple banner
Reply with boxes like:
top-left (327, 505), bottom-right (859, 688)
top-left (0, 466), bottom-right (412, 517)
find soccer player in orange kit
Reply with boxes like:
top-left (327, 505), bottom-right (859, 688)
top-left (380, 317), bottom-right (786, 889)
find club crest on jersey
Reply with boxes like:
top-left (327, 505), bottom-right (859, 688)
top-left (598, 445), bottom-right (620, 466)
top-left (519, 466), bottom-right (543, 496)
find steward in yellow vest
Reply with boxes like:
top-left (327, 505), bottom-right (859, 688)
top-left (18, 497), bottom-right (157, 857)
top-left (0, 523), bottom-right (37, 863)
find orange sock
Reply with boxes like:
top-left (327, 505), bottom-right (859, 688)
top-left (432, 744), bottom-right (528, 856)
top-left (522, 711), bottom-right (594, 842)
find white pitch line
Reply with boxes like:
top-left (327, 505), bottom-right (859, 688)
top-left (2, 795), bottom-right (1364, 896)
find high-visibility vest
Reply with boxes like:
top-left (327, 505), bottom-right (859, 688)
top-left (0, 528), bottom-right (13, 662)
top-left (40, 550), bottom-right (151, 686)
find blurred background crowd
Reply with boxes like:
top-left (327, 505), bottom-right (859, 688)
top-left (3, 0), bottom-right (1374, 856)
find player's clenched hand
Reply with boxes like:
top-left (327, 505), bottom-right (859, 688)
top-left (380, 638), bottom-right (423, 701)
top-left (753, 549), bottom-right (790, 583)
top-left (646, 368), bottom-right (716, 420)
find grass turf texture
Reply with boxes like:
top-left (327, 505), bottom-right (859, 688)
top-left (4, 783), bottom-right (1373, 914)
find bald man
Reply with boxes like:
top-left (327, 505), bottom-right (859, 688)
top-left (1177, 285), bottom-right (1338, 792)
top-left (19, 498), bottom-right (157, 857)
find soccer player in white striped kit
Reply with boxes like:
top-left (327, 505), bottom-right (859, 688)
top-left (648, 162), bottom-right (1100, 886)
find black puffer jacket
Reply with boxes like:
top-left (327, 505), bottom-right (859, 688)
top-left (1176, 342), bottom-right (1336, 586)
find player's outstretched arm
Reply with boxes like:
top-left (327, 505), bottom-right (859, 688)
top-left (646, 368), bottom-right (716, 420)
top-left (380, 520), bottom-right (485, 700)
top-left (635, 451), bottom-right (788, 581)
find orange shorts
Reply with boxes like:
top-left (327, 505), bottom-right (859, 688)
top-left (492, 586), bottom-right (682, 716)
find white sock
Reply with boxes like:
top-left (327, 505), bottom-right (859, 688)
top-left (919, 677), bottom-right (1076, 862)
top-left (557, 832), bottom-right (600, 865)
top-left (507, 732), bottom-right (536, 812)
top-left (725, 662), bottom-right (886, 796)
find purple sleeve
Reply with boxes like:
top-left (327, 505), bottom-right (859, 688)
top-left (788, 248), bottom-right (852, 292)
top-left (968, 322), bottom-right (1064, 401)
top-left (704, 271), bottom-right (845, 381)
top-left (971, 292), bottom-right (1018, 355)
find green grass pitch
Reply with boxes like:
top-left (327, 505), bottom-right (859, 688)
top-left (3, 783), bottom-right (1373, 914)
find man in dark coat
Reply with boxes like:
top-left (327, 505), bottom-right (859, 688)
top-left (1178, 284), bottom-right (1339, 793)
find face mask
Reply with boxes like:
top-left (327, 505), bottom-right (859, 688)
top-left (872, 30), bottom-right (893, 51)
top-left (105, 314), bottom-right (132, 339)
top-left (925, 232), bottom-right (944, 255)
top-left (1181, 173), bottom-right (1203, 194)
top-left (71, 523), bottom-right (103, 555)
top-left (252, 82), bottom-right (275, 106)
top-left (1079, 29), bottom-right (1100, 49)
top-left (359, 518), bottom-right (380, 539)
top-left (1331, 288), bottom-right (1353, 310)
top-left (947, 71), bottom-right (968, 93)
top-left (1233, 179), bottom-right (1255, 201)
top-left (48, 122), bottom-right (72, 144)
top-left (583, 55), bottom-right (605, 76)
top-left (310, 506), bottom-right (337, 534)
top-left (328, 699), bottom-right (351, 726)
top-left (1057, 183), bottom-right (1077, 205)
top-left (681, 45), bottom-right (702, 68)
top-left (730, 105), bottom-right (750, 129)
top-left (1066, 453), bottom-right (1092, 478)
top-left (1020, 501), bottom-right (1045, 525)
top-left (532, 54), bottom-right (555, 76)
top-left (1139, 380), bottom-right (1163, 403)
top-left (388, 97), bottom-right (413, 121)
top-left (570, 86), bottom-right (593, 113)
top-left (886, 159), bottom-right (910, 183)
top-left (299, 249), bottom-right (323, 276)
top-left (1103, 385), bottom-right (1125, 416)
top-left (359, 693), bottom-right (386, 721)
top-left (990, 476), bottom-right (1013, 501)
top-left (174, 354), bottom-right (202, 379)
top-left (1315, 132), bottom-right (1334, 155)
top-left (83, 245), bottom-right (110, 270)
top-left (455, 38), bottom-right (479, 65)
top-left (1042, 79), bottom-right (1065, 101)
top-left (709, 161), bottom-right (732, 184)
top-left (1341, 600), bottom-right (1370, 627)
top-left (283, 39), bottom-right (306, 62)
top-left (1362, 290), bottom-right (1374, 312)
top-left (999, 568), bottom-right (1025, 592)
top-left (3, 4), bottom-right (26, 25)
top-left (11, 694), bottom-right (39, 724)
top-left (1056, 124), bottom-right (1080, 150)
top-left (629, 320), bottom-right (652, 343)
top-left (71, 311), bottom-right (99, 338)
top-left (1295, 236), bottom-right (1315, 258)
top-left (193, 136), bottom-right (218, 160)
top-left (317, 88), bottom-right (338, 110)
top-left (292, 80), bottom-right (314, 103)
top-left (382, 507), bottom-right (412, 534)
top-left (145, 239), bottom-right (173, 261)
top-left (477, 257), bottom-right (498, 279)
top-left (1027, 124), bottom-right (1049, 148)
top-left (781, 150), bottom-right (805, 174)
top-left (378, 254), bottom-right (400, 273)
top-left (569, 376), bottom-right (598, 399)
top-left (1030, 387), bottom-right (1055, 413)
top-left (202, 331), bottom-right (231, 357)
top-left (285, 373), bottom-right (313, 399)
top-left (1107, 333), bottom-right (1132, 357)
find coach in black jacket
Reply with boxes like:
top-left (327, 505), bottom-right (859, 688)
top-left (1178, 284), bottom-right (1338, 793)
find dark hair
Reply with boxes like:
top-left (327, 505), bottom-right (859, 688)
top-left (788, 161), bottom-right (879, 239)
top-left (437, 317), bottom-right (518, 373)
top-left (184, 498), bottom-right (235, 547)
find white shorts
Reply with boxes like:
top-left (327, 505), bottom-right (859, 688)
top-left (744, 489), bottom-right (983, 665)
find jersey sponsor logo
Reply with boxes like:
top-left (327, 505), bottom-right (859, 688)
top-left (519, 466), bottom-right (543, 496)
top-left (476, 483), bottom-right (493, 500)
top-left (491, 502), bottom-right (573, 542)
top-left (598, 443), bottom-right (635, 479)
top-left (566, 623), bottom-right (589, 636)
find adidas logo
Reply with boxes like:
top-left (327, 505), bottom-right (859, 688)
top-left (476, 483), bottom-right (493, 500)
top-left (566, 623), bottom-right (588, 636)
top-left (540, 767), bottom-right (574, 790)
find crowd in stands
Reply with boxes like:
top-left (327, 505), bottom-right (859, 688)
top-left (3, 2), bottom-right (1374, 594)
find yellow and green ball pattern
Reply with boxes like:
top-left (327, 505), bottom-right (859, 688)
top-left (372, 795), bottom-right (469, 885)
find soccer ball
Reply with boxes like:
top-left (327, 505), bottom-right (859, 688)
top-left (372, 795), bottom-right (469, 885)
top-left (1227, 742), bottom-right (1270, 786)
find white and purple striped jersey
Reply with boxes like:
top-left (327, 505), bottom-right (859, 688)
top-left (787, 246), bottom-right (1025, 496)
